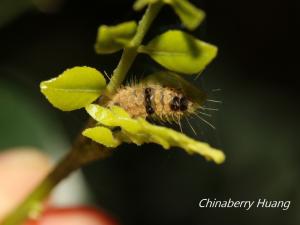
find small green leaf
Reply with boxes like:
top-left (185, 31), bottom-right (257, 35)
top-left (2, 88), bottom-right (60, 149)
top-left (139, 30), bottom-right (218, 74)
top-left (133, 0), bottom-right (205, 30)
top-left (95, 21), bottom-right (137, 54)
top-left (167, 0), bottom-right (206, 30)
top-left (82, 126), bottom-right (120, 148)
top-left (40, 66), bottom-right (106, 111)
top-left (85, 104), bottom-right (141, 133)
top-left (84, 104), bottom-right (225, 164)
top-left (133, 0), bottom-right (159, 11)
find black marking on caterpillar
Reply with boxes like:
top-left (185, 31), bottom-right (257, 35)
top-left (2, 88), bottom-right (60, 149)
top-left (170, 96), bottom-right (180, 111)
top-left (144, 87), bottom-right (155, 115)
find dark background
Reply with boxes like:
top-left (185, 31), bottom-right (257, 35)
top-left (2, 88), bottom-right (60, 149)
top-left (0, 0), bottom-right (297, 225)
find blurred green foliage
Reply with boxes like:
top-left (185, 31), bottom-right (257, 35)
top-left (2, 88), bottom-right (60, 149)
top-left (0, 0), bottom-right (33, 28)
top-left (0, 0), bottom-right (64, 28)
top-left (0, 79), bottom-right (68, 155)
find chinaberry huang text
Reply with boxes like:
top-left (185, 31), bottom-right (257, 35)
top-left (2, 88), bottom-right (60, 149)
top-left (198, 198), bottom-right (290, 211)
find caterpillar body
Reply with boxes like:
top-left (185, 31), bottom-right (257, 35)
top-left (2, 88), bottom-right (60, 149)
top-left (106, 72), bottom-right (208, 124)
top-left (107, 84), bottom-right (193, 121)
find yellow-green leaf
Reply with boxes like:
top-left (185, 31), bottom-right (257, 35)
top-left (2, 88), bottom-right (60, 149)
top-left (167, 0), bottom-right (206, 30)
top-left (133, 0), bottom-right (159, 11)
top-left (84, 104), bottom-right (225, 164)
top-left (133, 0), bottom-right (205, 30)
top-left (139, 30), bottom-right (218, 74)
top-left (95, 21), bottom-right (137, 54)
top-left (86, 104), bottom-right (141, 133)
top-left (40, 66), bottom-right (106, 111)
top-left (82, 126), bottom-right (120, 148)
top-left (136, 118), bottom-right (224, 163)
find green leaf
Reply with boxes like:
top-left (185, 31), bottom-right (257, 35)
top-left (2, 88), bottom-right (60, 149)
top-left (133, 0), bottom-right (205, 30)
top-left (167, 0), bottom-right (206, 30)
top-left (84, 104), bottom-right (225, 164)
top-left (139, 30), bottom-right (218, 74)
top-left (40, 66), bottom-right (106, 111)
top-left (143, 71), bottom-right (207, 106)
top-left (95, 21), bottom-right (137, 54)
top-left (82, 126), bottom-right (120, 148)
top-left (133, 0), bottom-right (159, 11)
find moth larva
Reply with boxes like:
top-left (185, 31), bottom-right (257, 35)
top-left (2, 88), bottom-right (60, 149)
top-left (106, 72), bottom-right (208, 123)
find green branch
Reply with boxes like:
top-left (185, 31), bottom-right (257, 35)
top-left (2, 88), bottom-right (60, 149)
top-left (105, 1), bottom-right (163, 96)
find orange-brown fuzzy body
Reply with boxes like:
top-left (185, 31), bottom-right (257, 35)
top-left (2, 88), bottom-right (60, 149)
top-left (107, 84), bottom-right (196, 122)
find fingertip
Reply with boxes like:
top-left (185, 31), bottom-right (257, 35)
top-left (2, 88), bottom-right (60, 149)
top-left (0, 147), bottom-right (52, 220)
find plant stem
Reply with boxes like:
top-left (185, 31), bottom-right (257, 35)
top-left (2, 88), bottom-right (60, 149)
top-left (105, 1), bottom-right (163, 96)
top-left (104, 48), bottom-right (138, 96)
top-left (1, 2), bottom-right (163, 225)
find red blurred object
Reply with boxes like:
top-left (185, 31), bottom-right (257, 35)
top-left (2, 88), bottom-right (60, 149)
top-left (25, 207), bottom-right (119, 225)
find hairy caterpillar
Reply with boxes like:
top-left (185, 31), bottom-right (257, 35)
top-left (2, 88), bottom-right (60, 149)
top-left (106, 72), bottom-right (217, 129)
top-left (107, 84), bottom-right (195, 122)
